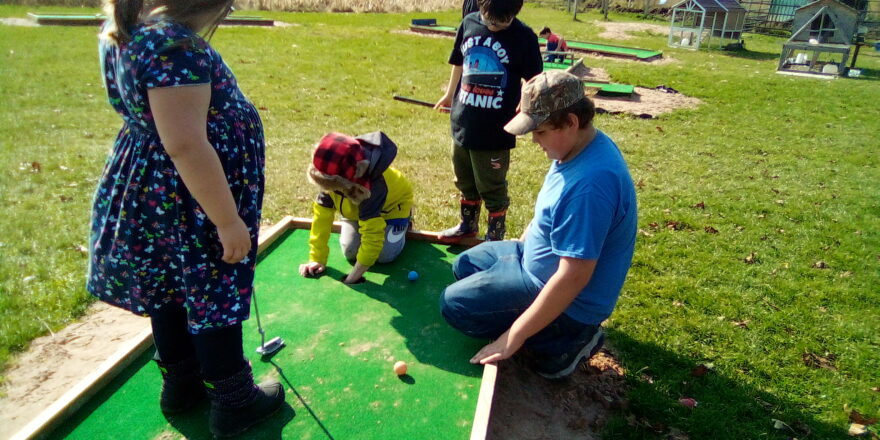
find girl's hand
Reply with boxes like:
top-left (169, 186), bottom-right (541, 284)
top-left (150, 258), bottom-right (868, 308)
top-left (217, 218), bottom-right (251, 264)
top-left (299, 262), bottom-right (326, 278)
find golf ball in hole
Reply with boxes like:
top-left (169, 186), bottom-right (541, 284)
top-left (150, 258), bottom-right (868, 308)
top-left (408, 271), bottom-right (419, 281)
top-left (393, 361), bottom-right (408, 376)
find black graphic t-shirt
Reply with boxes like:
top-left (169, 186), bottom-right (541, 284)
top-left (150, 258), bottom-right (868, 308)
top-left (448, 13), bottom-right (543, 151)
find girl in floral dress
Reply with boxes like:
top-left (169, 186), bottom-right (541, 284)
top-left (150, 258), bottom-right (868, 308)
top-left (89, 0), bottom-right (284, 436)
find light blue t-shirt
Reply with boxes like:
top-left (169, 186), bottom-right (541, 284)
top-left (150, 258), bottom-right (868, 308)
top-left (522, 130), bottom-right (637, 325)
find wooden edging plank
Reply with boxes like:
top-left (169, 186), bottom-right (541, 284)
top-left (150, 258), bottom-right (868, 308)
top-left (14, 216), bottom-right (496, 440)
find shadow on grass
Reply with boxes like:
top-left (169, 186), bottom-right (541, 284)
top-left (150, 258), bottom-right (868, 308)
top-left (719, 47), bottom-right (780, 61)
top-left (601, 329), bottom-right (849, 440)
top-left (345, 241), bottom-right (484, 378)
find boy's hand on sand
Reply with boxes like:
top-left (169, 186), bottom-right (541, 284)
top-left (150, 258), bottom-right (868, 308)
top-left (299, 262), bottom-right (325, 277)
top-left (434, 95), bottom-right (452, 113)
top-left (217, 219), bottom-right (251, 264)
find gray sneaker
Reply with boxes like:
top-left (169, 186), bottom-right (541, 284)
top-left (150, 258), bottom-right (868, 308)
top-left (531, 328), bottom-right (604, 380)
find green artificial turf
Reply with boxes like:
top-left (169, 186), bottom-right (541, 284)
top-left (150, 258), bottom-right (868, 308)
top-left (49, 229), bottom-right (484, 440)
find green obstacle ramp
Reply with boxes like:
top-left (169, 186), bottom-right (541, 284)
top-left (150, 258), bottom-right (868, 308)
top-left (539, 38), bottom-right (662, 61)
top-left (409, 24), bottom-right (457, 36)
top-left (46, 219), bottom-right (489, 440)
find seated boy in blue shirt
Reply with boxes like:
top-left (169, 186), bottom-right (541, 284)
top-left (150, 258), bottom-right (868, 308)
top-left (439, 70), bottom-right (638, 379)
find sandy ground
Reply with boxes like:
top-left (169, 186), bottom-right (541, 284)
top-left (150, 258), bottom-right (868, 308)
top-left (0, 18), bottom-right (39, 27)
top-left (489, 349), bottom-right (627, 439)
top-left (593, 86), bottom-right (702, 118)
top-left (0, 303), bottom-right (150, 439)
top-left (596, 21), bottom-right (669, 41)
top-left (0, 301), bottom-right (627, 439)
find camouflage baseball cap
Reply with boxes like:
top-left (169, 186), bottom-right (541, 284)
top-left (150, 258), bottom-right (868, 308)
top-left (504, 70), bottom-right (585, 135)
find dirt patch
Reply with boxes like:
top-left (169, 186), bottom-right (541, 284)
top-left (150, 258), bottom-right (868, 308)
top-left (0, 303), bottom-right (149, 439)
top-left (593, 86), bottom-right (702, 118)
top-left (489, 349), bottom-right (628, 439)
top-left (394, 29), bottom-right (456, 39)
top-left (0, 18), bottom-right (39, 27)
top-left (596, 21), bottom-right (668, 41)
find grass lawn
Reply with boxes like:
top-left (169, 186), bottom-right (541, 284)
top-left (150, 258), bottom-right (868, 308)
top-left (1, 4), bottom-right (878, 439)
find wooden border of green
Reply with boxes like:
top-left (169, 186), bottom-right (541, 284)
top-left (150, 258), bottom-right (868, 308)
top-left (13, 216), bottom-right (495, 440)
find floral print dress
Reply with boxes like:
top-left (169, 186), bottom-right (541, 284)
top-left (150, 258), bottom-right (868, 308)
top-left (88, 20), bottom-right (264, 333)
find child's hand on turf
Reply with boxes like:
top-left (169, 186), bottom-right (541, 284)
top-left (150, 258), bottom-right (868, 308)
top-left (299, 262), bottom-right (325, 277)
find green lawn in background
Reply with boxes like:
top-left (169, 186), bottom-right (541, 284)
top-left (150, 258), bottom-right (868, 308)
top-left (0, 4), bottom-right (878, 439)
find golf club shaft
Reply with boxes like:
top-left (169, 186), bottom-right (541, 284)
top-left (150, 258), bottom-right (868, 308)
top-left (392, 95), bottom-right (449, 111)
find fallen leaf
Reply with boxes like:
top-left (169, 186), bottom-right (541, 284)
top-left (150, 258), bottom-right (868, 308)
top-left (872, 387), bottom-right (879, 393)
top-left (848, 423), bottom-right (867, 436)
top-left (691, 364), bottom-right (710, 377)
top-left (692, 201), bottom-right (705, 209)
top-left (672, 300), bottom-right (684, 307)
top-left (31, 162), bottom-right (41, 172)
top-left (258, 106), bottom-right (268, 111)
top-left (775, 199), bottom-right (785, 205)
top-left (655, 126), bottom-right (664, 132)
top-left (704, 226), bottom-right (719, 234)
top-left (732, 319), bottom-right (750, 329)
top-left (802, 352), bottom-right (837, 370)
top-left (648, 222), bottom-right (659, 230)
top-left (744, 252), bottom-right (757, 264)
top-left (772, 418), bottom-right (790, 430)
top-left (636, 179), bottom-right (646, 188)
top-left (678, 397), bottom-right (697, 408)
top-left (812, 261), bottom-right (830, 269)
top-left (638, 229), bottom-right (654, 237)
top-left (850, 410), bottom-right (879, 426)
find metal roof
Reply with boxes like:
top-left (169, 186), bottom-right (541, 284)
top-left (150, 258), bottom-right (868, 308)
top-left (676, 0), bottom-right (747, 12)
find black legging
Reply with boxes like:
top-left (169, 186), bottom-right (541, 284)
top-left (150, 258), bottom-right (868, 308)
top-left (150, 304), bottom-right (246, 380)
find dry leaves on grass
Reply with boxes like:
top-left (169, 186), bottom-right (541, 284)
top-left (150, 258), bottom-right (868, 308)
top-left (802, 352), bottom-right (837, 370)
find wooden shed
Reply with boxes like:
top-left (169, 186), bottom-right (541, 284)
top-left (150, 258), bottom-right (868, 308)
top-left (777, 0), bottom-right (860, 77)
top-left (668, 0), bottom-right (748, 49)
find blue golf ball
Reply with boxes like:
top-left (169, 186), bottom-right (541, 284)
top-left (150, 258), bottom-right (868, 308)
top-left (408, 270), bottom-right (419, 281)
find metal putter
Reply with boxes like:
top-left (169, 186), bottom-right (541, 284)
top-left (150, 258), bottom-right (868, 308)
top-left (257, 336), bottom-right (285, 356)
top-left (252, 289), bottom-right (285, 356)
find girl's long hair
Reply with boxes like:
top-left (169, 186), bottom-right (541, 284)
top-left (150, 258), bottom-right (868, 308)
top-left (101, 0), bottom-right (233, 45)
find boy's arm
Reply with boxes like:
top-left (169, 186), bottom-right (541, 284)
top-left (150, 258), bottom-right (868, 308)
top-left (470, 256), bottom-right (597, 364)
top-left (435, 65), bottom-right (463, 111)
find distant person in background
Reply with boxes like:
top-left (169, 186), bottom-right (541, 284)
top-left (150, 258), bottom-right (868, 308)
top-left (462, 0), bottom-right (479, 18)
top-left (89, 0), bottom-right (285, 437)
top-left (539, 27), bottom-right (569, 63)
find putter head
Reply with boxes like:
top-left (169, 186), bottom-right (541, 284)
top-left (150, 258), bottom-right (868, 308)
top-left (256, 336), bottom-right (285, 356)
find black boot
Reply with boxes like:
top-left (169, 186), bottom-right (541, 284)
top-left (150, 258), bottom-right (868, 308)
top-left (485, 210), bottom-right (507, 241)
top-left (438, 199), bottom-right (481, 243)
top-left (153, 352), bottom-right (206, 415)
top-left (204, 362), bottom-right (285, 438)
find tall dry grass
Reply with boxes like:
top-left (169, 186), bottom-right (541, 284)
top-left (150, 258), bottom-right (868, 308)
top-left (238, 0), bottom-right (457, 12)
top-left (7, 0), bottom-right (459, 12)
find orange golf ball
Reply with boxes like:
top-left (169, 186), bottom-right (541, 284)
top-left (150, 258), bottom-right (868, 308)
top-left (393, 361), bottom-right (408, 376)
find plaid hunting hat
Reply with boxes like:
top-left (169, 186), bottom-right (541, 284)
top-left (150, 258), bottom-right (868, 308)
top-left (308, 133), bottom-right (373, 203)
top-left (504, 70), bottom-right (585, 136)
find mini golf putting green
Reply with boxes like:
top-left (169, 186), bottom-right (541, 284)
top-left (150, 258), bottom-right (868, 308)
top-left (407, 24), bottom-right (661, 61)
top-left (45, 218), bottom-right (490, 440)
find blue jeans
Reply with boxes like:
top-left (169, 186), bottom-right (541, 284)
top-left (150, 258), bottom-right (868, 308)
top-left (440, 241), bottom-right (594, 356)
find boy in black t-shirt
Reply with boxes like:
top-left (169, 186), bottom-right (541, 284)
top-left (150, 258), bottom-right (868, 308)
top-left (434, 0), bottom-right (543, 242)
